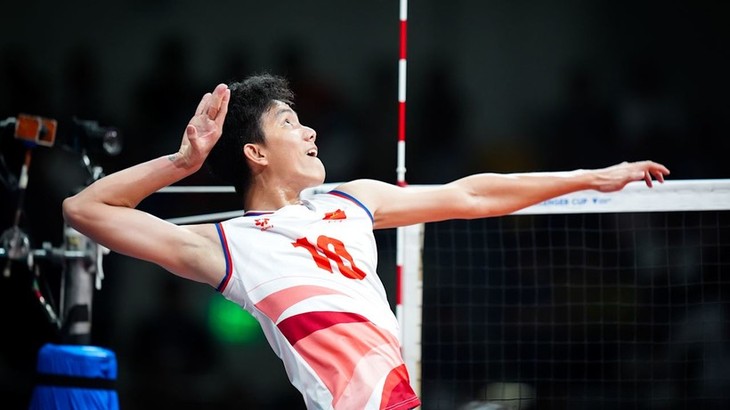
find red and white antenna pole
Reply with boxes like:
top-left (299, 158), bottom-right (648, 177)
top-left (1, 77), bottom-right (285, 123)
top-left (395, 2), bottom-right (422, 392)
top-left (395, 0), bottom-right (408, 340)
top-left (396, 0), bottom-right (408, 188)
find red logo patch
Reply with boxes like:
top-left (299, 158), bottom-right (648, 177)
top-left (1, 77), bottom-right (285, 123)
top-left (255, 218), bottom-right (273, 231)
top-left (323, 209), bottom-right (346, 221)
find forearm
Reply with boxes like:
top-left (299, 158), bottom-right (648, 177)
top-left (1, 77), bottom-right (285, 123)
top-left (61, 152), bottom-right (197, 250)
top-left (451, 170), bottom-right (594, 216)
top-left (65, 82), bottom-right (230, 213)
top-left (70, 153), bottom-right (196, 209)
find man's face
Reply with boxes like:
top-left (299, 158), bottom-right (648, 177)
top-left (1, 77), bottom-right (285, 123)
top-left (258, 100), bottom-right (326, 188)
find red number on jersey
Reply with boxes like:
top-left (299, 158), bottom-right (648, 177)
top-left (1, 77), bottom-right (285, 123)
top-left (292, 236), bottom-right (367, 280)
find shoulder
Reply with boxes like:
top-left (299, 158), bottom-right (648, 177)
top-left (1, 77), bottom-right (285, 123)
top-left (332, 179), bottom-right (466, 229)
top-left (334, 178), bottom-right (400, 193)
top-left (332, 179), bottom-right (397, 208)
top-left (333, 179), bottom-right (426, 229)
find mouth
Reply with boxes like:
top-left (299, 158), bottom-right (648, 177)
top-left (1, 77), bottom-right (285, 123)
top-left (306, 148), bottom-right (318, 157)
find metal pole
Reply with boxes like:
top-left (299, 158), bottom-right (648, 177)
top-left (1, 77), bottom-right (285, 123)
top-left (59, 224), bottom-right (95, 344)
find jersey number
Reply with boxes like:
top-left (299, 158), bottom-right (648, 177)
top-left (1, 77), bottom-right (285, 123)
top-left (292, 236), bottom-right (367, 280)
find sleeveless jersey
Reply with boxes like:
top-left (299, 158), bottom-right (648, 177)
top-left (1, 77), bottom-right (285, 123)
top-left (215, 190), bottom-right (421, 410)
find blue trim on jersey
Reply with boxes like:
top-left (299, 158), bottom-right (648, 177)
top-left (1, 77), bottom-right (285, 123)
top-left (214, 223), bottom-right (232, 292)
top-left (328, 190), bottom-right (374, 222)
top-left (243, 211), bottom-right (275, 217)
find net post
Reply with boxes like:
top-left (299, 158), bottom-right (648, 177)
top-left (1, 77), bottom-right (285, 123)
top-left (399, 223), bottom-right (424, 398)
top-left (395, 0), bottom-right (418, 396)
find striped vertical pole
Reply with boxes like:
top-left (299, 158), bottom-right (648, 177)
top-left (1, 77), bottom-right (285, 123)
top-left (396, 0), bottom-right (408, 189)
top-left (395, 0), bottom-right (408, 344)
top-left (395, 2), bottom-right (422, 396)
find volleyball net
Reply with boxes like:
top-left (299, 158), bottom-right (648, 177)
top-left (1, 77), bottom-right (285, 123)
top-left (397, 179), bottom-right (730, 410)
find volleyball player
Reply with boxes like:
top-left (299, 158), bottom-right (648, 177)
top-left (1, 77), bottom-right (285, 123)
top-left (61, 74), bottom-right (669, 409)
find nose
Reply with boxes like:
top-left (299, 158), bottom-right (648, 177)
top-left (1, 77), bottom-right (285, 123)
top-left (305, 126), bottom-right (316, 141)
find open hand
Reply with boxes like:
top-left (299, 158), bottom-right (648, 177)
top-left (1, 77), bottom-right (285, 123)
top-left (594, 160), bottom-right (670, 192)
top-left (177, 83), bottom-right (231, 168)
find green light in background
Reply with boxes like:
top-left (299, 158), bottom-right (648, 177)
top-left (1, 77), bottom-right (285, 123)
top-left (207, 295), bottom-right (262, 344)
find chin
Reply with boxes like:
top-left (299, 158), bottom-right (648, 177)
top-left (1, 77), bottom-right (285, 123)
top-left (300, 162), bottom-right (325, 188)
top-left (301, 174), bottom-right (326, 191)
top-left (313, 173), bottom-right (326, 187)
top-left (314, 164), bottom-right (326, 185)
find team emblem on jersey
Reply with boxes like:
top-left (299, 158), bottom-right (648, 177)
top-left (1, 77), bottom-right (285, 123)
top-left (255, 217), bottom-right (273, 231)
top-left (323, 209), bottom-right (346, 221)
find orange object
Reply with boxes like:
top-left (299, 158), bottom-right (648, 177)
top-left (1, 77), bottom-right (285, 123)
top-left (14, 114), bottom-right (57, 147)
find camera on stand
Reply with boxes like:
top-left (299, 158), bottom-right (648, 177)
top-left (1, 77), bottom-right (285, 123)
top-left (1, 112), bottom-right (121, 409)
top-left (9, 113), bottom-right (122, 156)
top-left (0, 113), bottom-right (120, 338)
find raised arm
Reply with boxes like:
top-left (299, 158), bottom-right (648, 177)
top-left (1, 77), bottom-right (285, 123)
top-left (337, 160), bottom-right (670, 229)
top-left (62, 83), bottom-right (231, 286)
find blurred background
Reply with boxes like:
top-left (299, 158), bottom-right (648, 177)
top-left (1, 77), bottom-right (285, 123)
top-left (0, 0), bottom-right (728, 409)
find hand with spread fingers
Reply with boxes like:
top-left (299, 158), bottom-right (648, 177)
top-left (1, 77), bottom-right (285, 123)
top-left (177, 83), bottom-right (231, 169)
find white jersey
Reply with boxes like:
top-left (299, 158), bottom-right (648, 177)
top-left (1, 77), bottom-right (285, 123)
top-left (216, 190), bottom-right (420, 410)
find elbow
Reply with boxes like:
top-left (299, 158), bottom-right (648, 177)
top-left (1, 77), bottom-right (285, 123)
top-left (458, 195), bottom-right (495, 220)
top-left (62, 195), bottom-right (85, 229)
top-left (462, 196), bottom-right (510, 219)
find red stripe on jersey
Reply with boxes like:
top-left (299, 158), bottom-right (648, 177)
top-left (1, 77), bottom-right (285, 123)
top-left (255, 285), bottom-right (345, 323)
top-left (278, 311), bottom-right (369, 346)
top-left (290, 320), bottom-right (406, 408)
top-left (380, 364), bottom-right (420, 410)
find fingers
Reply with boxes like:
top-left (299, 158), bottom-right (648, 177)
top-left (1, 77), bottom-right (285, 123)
top-left (654, 168), bottom-right (666, 183)
top-left (634, 160), bottom-right (670, 188)
top-left (644, 170), bottom-right (653, 188)
top-left (193, 83), bottom-right (229, 120)
top-left (215, 88), bottom-right (231, 127)
top-left (186, 124), bottom-right (196, 139)
top-left (646, 161), bottom-right (670, 184)
top-left (206, 83), bottom-right (229, 120)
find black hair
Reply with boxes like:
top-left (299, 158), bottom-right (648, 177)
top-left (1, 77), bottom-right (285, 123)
top-left (205, 73), bottom-right (294, 197)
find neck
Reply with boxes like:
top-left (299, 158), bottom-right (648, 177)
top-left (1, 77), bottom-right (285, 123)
top-left (243, 182), bottom-right (302, 212)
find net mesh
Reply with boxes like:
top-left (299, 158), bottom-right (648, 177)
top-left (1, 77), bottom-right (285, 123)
top-left (419, 210), bottom-right (730, 410)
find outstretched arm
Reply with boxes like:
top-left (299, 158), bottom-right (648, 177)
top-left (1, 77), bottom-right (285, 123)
top-left (337, 160), bottom-right (670, 229)
top-left (62, 84), bottom-right (231, 286)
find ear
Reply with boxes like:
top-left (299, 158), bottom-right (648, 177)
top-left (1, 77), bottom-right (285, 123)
top-left (243, 143), bottom-right (267, 166)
